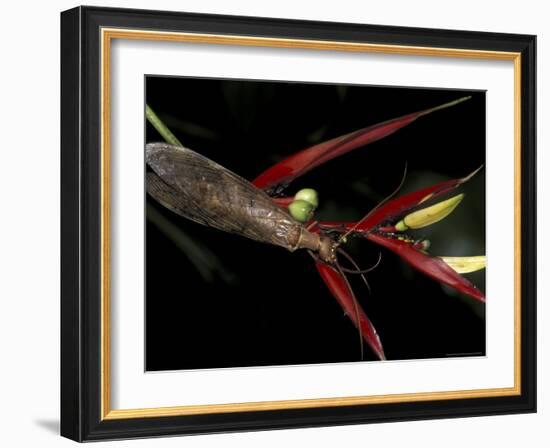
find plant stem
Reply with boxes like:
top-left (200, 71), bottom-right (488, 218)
top-left (146, 104), bottom-right (183, 146)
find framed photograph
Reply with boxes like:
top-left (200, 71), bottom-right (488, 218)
top-left (60, 6), bottom-right (536, 442)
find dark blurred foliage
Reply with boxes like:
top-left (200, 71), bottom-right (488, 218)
top-left (145, 77), bottom-right (486, 370)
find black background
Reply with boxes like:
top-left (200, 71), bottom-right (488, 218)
top-left (145, 77), bottom-right (486, 371)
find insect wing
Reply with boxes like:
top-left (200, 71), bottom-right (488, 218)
top-left (146, 143), bottom-right (301, 251)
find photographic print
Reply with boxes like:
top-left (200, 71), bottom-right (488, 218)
top-left (144, 77), bottom-right (486, 371)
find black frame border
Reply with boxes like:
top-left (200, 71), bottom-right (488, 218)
top-left (61, 6), bottom-right (536, 442)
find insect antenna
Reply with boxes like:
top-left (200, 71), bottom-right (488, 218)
top-left (306, 220), bottom-right (319, 231)
top-left (336, 161), bottom-right (408, 245)
top-left (336, 249), bottom-right (382, 296)
top-left (337, 249), bottom-right (381, 274)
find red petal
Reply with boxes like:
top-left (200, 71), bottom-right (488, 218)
top-left (366, 234), bottom-right (485, 303)
top-left (315, 261), bottom-right (386, 360)
top-left (253, 97), bottom-right (471, 190)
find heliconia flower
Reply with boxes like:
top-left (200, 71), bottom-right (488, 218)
top-left (303, 169), bottom-right (486, 359)
top-left (250, 97), bottom-right (483, 360)
top-left (316, 170), bottom-right (486, 303)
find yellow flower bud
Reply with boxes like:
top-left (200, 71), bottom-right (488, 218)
top-left (440, 256), bottom-right (486, 274)
top-left (403, 194), bottom-right (464, 229)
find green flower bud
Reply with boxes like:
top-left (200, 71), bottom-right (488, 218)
top-left (395, 220), bottom-right (408, 231)
top-left (294, 188), bottom-right (319, 208)
top-left (289, 199), bottom-right (315, 223)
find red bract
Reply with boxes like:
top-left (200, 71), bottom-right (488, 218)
top-left (253, 96), bottom-right (471, 191)
top-left (365, 234), bottom-right (485, 303)
top-left (315, 261), bottom-right (386, 360)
